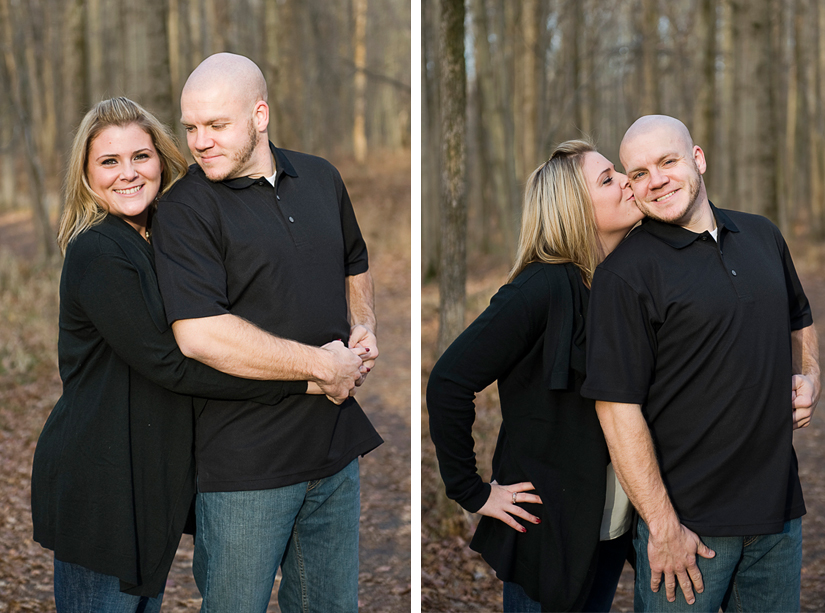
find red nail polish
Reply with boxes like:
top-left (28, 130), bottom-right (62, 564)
top-left (520, 526), bottom-right (527, 533)
top-left (535, 519), bottom-right (541, 524)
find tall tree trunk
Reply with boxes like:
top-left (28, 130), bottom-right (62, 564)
top-left (813, 0), bottom-right (825, 236)
top-left (353, 0), bottom-right (368, 163)
top-left (719, 0), bottom-right (737, 207)
top-left (732, 0), bottom-right (777, 220)
top-left (437, 0), bottom-right (467, 355)
top-left (519, 0), bottom-right (539, 174)
top-left (782, 0), bottom-right (799, 234)
top-left (692, 0), bottom-right (716, 197)
top-left (640, 0), bottom-right (660, 115)
top-left (422, 0), bottom-right (441, 279)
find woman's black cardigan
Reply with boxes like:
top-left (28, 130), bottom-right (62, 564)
top-left (427, 262), bottom-right (609, 611)
top-left (31, 214), bottom-right (306, 597)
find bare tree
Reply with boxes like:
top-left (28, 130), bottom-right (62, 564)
top-left (436, 0), bottom-right (467, 354)
top-left (353, 0), bottom-right (369, 164)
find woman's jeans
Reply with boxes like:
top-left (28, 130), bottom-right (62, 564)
top-left (193, 458), bottom-right (360, 613)
top-left (633, 516), bottom-right (802, 612)
top-left (502, 530), bottom-right (632, 612)
top-left (53, 558), bottom-right (163, 613)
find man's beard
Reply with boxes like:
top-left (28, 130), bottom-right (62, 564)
top-left (204, 118), bottom-right (259, 182)
top-left (638, 164), bottom-right (702, 226)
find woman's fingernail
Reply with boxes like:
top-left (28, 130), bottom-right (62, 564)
top-left (535, 519), bottom-right (541, 524)
top-left (520, 526), bottom-right (527, 533)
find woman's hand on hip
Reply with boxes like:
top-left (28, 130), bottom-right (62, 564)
top-left (477, 481), bottom-right (542, 533)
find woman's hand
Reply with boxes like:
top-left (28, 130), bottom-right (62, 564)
top-left (477, 481), bottom-right (543, 532)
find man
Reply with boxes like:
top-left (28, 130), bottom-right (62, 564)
top-left (152, 53), bottom-right (383, 612)
top-left (581, 115), bottom-right (820, 612)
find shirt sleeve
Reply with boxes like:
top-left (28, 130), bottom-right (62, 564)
top-left (581, 266), bottom-right (657, 405)
top-left (152, 199), bottom-right (231, 324)
top-left (776, 229), bottom-right (813, 330)
top-left (334, 170), bottom-right (369, 277)
top-left (426, 277), bottom-right (549, 513)
top-left (74, 252), bottom-right (306, 404)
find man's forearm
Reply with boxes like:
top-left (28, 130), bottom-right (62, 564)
top-left (792, 324), bottom-right (820, 380)
top-left (347, 271), bottom-right (376, 333)
top-left (172, 313), bottom-right (329, 381)
top-left (595, 401), bottom-right (680, 535)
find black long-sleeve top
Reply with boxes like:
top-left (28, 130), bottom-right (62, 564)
top-left (31, 214), bottom-right (305, 597)
top-left (427, 262), bottom-right (609, 611)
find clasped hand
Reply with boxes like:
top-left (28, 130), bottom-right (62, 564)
top-left (792, 373), bottom-right (820, 430)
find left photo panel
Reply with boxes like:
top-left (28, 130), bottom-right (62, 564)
top-left (0, 1), bottom-right (412, 611)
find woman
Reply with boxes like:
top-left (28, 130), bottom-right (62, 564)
top-left (427, 140), bottom-right (644, 612)
top-left (30, 97), bottom-right (326, 611)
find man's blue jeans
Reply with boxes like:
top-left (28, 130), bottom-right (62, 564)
top-left (193, 458), bottom-right (360, 613)
top-left (53, 558), bottom-right (164, 613)
top-left (633, 516), bottom-right (802, 612)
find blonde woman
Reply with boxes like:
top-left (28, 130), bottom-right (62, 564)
top-left (30, 97), bottom-right (331, 611)
top-left (427, 140), bottom-right (644, 612)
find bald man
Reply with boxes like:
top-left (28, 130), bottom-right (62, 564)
top-left (581, 115), bottom-right (819, 612)
top-left (152, 53), bottom-right (383, 612)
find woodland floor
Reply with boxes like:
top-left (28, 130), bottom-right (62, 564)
top-left (421, 250), bottom-right (825, 613)
top-left (0, 151), bottom-right (411, 612)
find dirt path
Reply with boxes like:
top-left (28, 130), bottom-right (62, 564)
top-left (0, 151), bottom-right (411, 612)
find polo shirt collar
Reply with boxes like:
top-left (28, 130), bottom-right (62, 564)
top-left (220, 142), bottom-right (298, 190)
top-left (640, 201), bottom-right (739, 249)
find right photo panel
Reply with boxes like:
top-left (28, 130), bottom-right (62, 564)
top-left (421, 1), bottom-right (825, 611)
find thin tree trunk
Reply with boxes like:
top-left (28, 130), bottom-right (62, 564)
top-left (437, 0), bottom-right (467, 355)
top-left (692, 0), bottom-right (716, 196)
top-left (422, 0), bottom-right (441, 279)
top-left (353, 0), bottom-right (368, 163)
top-left (640, 0), bottom-right (660, 115)
top-left (732, 0), bottom-right (777, 220)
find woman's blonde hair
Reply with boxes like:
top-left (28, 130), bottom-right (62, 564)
top-left (507, 139), bottom-right (602, 286)
top-left (57, 97), bottom-right (188, 253)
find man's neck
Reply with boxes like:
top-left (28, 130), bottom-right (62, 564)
top-left (680, 199), bottom-right (715, 234)
top-left (243, 142), bottom-right (275, 179)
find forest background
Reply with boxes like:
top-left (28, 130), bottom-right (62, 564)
top-left (0, 0), bottom-right (412, 611)
top-left (421, 0), bottom-right (825, 611)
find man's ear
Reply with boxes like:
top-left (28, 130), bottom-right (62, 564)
top-left (692, 145), bottom-right (707, 175)
top-left (254, 100), bottom-right (270, 133)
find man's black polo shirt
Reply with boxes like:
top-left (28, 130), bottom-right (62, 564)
top-left (152, 144), bottom-right (382, 492)
top-left (581, 204), bottom-right (810, 536)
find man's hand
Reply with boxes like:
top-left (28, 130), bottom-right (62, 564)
top-left (648, 521), bottom-right (715, 604)
top-left (348, 324), bottom-right (378, 386)
top-left (792, 373), bottom-right (820, 429)
top-left (315, 340), bottom-right (363, 404)
top-left (477, 481), bottom-right (542, 533)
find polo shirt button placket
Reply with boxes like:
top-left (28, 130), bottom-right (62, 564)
top-left (731, 270), bottom-right (737, 276)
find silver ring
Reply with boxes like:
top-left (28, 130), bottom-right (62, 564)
top-left (512, 492), bottom-right (517, 505)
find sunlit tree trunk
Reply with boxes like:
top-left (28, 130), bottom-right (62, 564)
top-left (353, 0), bottom-right (368, 164)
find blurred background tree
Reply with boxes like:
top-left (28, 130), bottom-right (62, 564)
top-left (0, 0), bottom-right (411, 257)
top-left (423, 0), bottom-right (825, 347)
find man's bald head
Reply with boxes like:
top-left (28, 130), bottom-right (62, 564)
top-left (183, 53), bottom-right (268, 110)
top-left (180, 53), bottom-right (273, 181)
top-left (618, 114), bottom-right (711, 231)
top-left (620, 115), bottom-right (694, 171)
